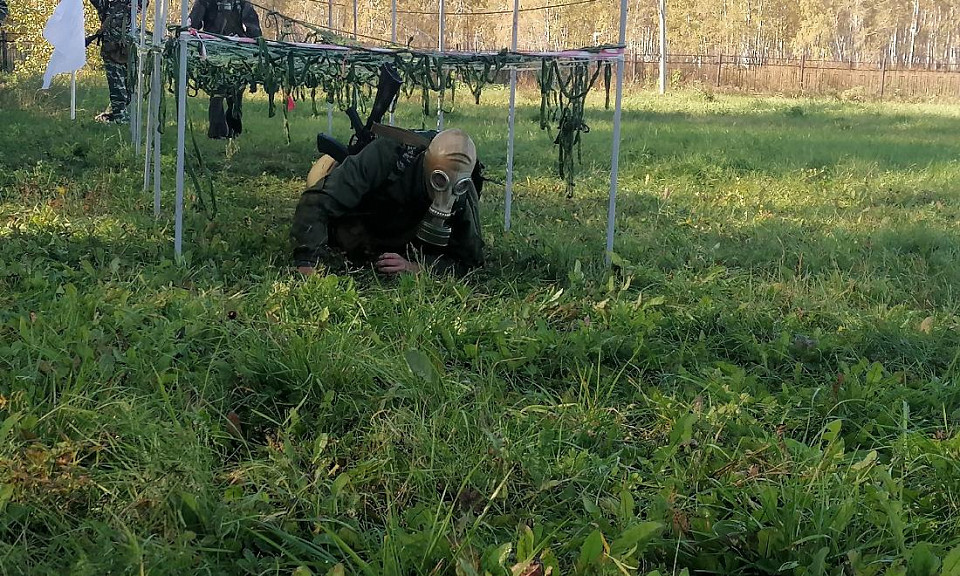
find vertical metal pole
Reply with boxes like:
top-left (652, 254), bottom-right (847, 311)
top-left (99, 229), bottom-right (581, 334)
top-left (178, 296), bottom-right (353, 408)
top-left (70, 73), bottom-right (76, 120)
top-left (658, 0), bottom-right (666, 94)
top-left (605, 0), bottom-right (627, 264)
top-left (353, 0), bottom-right (358, 39)
top-left (391, 0), bottom-right (397, 44)
top-left (438, 0), bottom-right (445, 53)
top-left (175, 0), bottom-right (189, 258)
top-left (504, 0), bottom-right (519, 232)
top-left (134, 2), bottom-right (148, 154)
top-left (153, 0), bottom-right (167, 215)
top-left (153, 99), bottom-right (163, 215)
top-left (129, 0), bottom-right (139, 140)
top-left (143, 0), bottom-right (162, 195)
top-left (143, 68), bottom-right (153, 191)
top-left (153, 0), bottom-right (170, 216)
top-left (328, 0), bottom-right (334, 36)
top-left (390, 0), bottom-right (397, 125)
top-left (327, 0), bottom-right (334, 135)
top-left (437, 0), bottom-right (445, 130)
top-left (143, 90), bottom-right (154, 190)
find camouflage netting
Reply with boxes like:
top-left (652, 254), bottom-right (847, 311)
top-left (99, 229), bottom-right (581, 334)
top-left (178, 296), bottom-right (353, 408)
top-left (155, 12), bottom-right (621, 195)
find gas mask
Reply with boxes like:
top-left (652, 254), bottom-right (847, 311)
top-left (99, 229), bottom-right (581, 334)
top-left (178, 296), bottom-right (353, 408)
top-left (417, 129), bottom-right (477, 247)
top-left (216, 0), bottom-right (242, 12)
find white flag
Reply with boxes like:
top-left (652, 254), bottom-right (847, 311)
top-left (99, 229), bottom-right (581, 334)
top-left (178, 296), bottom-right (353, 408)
top-left (41, 0), bottom-right (87, 90)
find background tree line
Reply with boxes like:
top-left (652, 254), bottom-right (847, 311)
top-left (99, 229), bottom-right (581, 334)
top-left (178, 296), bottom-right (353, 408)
top-left (3, 0), bottom-right (959, 77)
top-left (271, 0), bottom-right (959, 67)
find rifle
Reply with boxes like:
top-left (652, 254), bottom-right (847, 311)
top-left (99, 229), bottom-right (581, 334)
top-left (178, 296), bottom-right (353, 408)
top-left (316, 63), bottom-right (403, 163)
top-left (85, 32), bottom-right (103, 47)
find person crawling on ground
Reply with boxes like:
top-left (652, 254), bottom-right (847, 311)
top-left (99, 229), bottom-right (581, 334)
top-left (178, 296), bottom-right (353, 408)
top-left (291, 128), bottom-right (485, 277)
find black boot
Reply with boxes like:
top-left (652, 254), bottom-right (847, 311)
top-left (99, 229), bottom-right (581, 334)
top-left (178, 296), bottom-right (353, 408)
top-left (225, 91), bottom-right (244, 137)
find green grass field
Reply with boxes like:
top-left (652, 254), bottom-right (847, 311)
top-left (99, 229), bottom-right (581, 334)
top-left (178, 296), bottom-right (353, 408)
top-left (2, 75), bottom-right (960, 575)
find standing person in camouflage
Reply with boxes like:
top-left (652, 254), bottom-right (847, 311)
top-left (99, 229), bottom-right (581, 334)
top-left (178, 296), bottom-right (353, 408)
top-left (291, 129), bottom-right (485, 277)
top-left (188, 0), bottom-right (261, 139)
top-left (90, 0), bottom-right (134, 124)
top-left (0, 0), bottom-right (8, 74)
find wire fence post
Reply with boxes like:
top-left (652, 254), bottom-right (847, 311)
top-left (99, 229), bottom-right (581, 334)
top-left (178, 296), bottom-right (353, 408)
top-left (504, 0), bottom-right (520, 232)
top-left (880, 54), bottom-right (887, 100)
top-left (716, 52), bottom-right (722, 87)
top-left (799, 52), bottom-right (806, 94)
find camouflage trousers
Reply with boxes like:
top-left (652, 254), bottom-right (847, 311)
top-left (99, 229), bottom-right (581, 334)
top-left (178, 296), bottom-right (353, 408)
top-left (102, 58), bottom-right (130, 121)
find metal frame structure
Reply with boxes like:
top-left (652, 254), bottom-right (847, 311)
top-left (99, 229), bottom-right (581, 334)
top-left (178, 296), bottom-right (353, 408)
top-left (140, 0), bottom-right (629, 264)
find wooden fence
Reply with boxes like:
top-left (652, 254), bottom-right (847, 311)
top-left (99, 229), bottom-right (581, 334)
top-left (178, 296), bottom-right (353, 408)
top-left (627, 53), bottom-right (960, 101)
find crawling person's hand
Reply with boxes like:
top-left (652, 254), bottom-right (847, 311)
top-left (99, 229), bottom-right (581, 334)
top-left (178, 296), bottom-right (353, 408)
top-left (376, 253), bottom-right (420, 274)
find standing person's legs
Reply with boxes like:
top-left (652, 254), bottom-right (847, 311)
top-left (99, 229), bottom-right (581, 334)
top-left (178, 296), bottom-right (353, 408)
top-left (96, 6), bottom-right (130, 124)
top-left (97, 47), bottom-right (129, 123)
top-left (225, 89), bottom-right (244, 137)
top-left (208, 96), bottom-right (230, 139)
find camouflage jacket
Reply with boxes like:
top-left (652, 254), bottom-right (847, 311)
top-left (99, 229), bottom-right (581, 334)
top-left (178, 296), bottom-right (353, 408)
top-left (90, 0), bottom-right (133, 40)
top-left (291, 137), bottom-right (485, 277)
top-left (188, 0), bottom-right (261, 37)
top-left (90, 0), bottom-right (141, 63)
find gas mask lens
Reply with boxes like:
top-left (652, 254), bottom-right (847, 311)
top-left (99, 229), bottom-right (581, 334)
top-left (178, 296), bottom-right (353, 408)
top-left (429, 171), bottom-right (473, 198)
top-left (453, 177), bottom-right (473, 196)
top-left (430, 170), bottom-right (449, 192)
